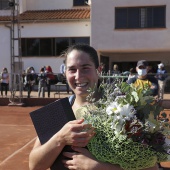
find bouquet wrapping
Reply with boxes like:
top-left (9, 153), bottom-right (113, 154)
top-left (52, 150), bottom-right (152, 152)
top-left (77, 81), bottom-right (170, 170)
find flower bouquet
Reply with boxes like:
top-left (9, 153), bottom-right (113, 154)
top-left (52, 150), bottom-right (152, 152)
top-left (77, 81), bottom-right (170, 170)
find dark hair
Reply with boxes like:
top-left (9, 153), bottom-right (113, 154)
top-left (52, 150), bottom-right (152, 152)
top-left (65, 44), bottom-right (99, 69)
top-left (40, 67), bottom-right (44, 72)
top-left (129, 67), bottom-right (135, 73)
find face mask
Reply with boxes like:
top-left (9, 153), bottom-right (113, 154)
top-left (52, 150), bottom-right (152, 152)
top-left (137, 69), bottom-right (147, 76)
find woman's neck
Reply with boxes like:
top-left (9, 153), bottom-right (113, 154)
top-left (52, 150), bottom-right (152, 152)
top-left (73, 96), bottom-right (88, 111)
top-left (72, 92), bottom-right (101, 113)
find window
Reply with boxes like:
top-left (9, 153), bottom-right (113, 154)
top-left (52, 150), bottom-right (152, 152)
top-left (27, 38), bottom-right (40, 56)
top-left (115, 6), bottom-right (166, 29)
top-left (21, 37), bottom-right (90, 57)
top-left (73, 0), bottom-right (87, 6)
top-left (0, 0), bottom-right (9, 10)
top-left (40, 38), bottom-right (53, 56)
top-left (55, 38), bottom-right (69, 56)
top-left (71, 37), bottom-right (89, 45)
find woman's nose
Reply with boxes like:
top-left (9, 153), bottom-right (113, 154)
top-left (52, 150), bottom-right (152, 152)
top-left (75, 69), bottom-right (82, 80)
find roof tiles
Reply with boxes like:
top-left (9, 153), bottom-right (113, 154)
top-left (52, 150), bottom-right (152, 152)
top-left (0, 8), bottom-right (90, 22)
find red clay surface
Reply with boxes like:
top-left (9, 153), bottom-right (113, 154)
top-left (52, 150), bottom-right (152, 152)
top-left (0, 106), bottom-right (170, 170)
top-left (0, 106), bottom-right (41, 170)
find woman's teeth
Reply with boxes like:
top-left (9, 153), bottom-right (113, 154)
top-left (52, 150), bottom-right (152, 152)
top-left (76, 83), bottom-right (87, 87)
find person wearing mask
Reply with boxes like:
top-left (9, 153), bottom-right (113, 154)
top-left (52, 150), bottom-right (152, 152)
top-left (24, 67), bottom-right (34, 98)
top-left (155, 63), bottom-right (168, 100)
top-left (29, 45), bottom-right (158, 170)
top-left (0, 67), bottom-right (9, 97)
top-left (127, 60), bottom-right (158, 97)
top-left (30, 66), bottom-right (37, 86)
top-left (45, 65), bottom-right (55, 98)
top-left (37, 67), bottom-right (47, 98)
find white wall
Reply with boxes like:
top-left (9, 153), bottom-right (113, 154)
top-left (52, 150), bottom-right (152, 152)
top-left (20, 21), bottom-right (91, 73)
top-left (91, 0), bottom-right (170, 52)
top-left (21, 22), bottom-right (90, 37)
top-left (19, 0), bottom-right (27, 13)
top-left (26, 0), bottom-right (73, 10)
top-left (0, 25), bottom-right (11, 73)
top-left (0, 10), bottom-right (11, 16)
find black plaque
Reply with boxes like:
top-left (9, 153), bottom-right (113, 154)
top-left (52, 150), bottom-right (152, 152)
top-left (30, 97), bottom-right (76, 170)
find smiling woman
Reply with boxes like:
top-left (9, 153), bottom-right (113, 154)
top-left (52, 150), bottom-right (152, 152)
top-left (65, 45), bottom-right (99, 108)
top-left (29, 44), bottom-right (159, 170)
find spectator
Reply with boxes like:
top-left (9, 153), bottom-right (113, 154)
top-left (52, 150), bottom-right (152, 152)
top-left (148, 65), bottom-right (155, 76)
top-left (60, 59), bottom-right (66, 75)
top-left (59, 59), bottom-right (70, 94)
top-left (127, 60), bottom-right (158, 97)
top-left (98, 62), bottom-right (105, 74)
top-left (112, 64), bottom-right (121, 76)
top-left (24, 67), bottom-right (34, 98)
top-left (45, 65), bottom-right (55, 98)
top-left (0, 67), bottom-right (9, 97)
top-left (30, 66), bottom-right (37, 86)
top-left (127, 67), bottom-right (136, 81)
top-left (37, 67), bottom-right (47, 98)
top-left (155, 63), bottom-right (168, 99)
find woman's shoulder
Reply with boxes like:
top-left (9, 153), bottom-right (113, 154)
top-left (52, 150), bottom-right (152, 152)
top-left (68, 95), bottom-right (75, 105)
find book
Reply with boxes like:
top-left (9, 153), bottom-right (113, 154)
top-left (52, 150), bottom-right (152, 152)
top-left (30, 97), bottom-right (76, 170)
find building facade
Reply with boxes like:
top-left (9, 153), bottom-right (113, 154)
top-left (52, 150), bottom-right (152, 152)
top-left (0, 0), bottom-right (170, 75)
top-left (91, 0), bottom-right (170, 73)
top-left (0, 0), bottom-right (90, 74)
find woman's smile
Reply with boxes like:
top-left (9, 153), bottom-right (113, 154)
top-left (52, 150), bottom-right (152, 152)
top-left (75, 82), bottom-right (88, 87)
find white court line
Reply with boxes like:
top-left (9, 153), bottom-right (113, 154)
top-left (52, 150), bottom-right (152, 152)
top-left (0, 137), bottom-right (36, 165)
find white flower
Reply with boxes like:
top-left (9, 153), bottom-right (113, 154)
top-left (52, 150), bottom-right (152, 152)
top-left (106, 102), bottom-right (119, 115)
top-left (117, 104), bottom-right (135, 120)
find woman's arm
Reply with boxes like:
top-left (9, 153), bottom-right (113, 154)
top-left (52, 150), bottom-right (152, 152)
top-left (29, 133), bottom-right (65, 170)
top-left (63, 147), bottom-right (123, 170)
top-left (63, 147), bottom-right (159, 170)
top-left (29, 119), bottom-right (95, 170)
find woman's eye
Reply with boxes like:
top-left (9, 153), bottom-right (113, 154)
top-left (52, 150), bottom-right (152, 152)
top-left (83, 67), bottom-right (90, 70)
top-left (69, 68), bottom-right (76, 72)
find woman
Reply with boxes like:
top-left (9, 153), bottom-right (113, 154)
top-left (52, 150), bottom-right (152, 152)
top-left (127, 67), bottom-right (136, 81)
top-left (29, 44), bottom-right (158, 170)
top-left (37, 67), bottom-right (47, 98)
top-left (45, 65), bottom-right (55, 98)
top-left (0, 67), bottom-right (9, 97)
top-left (24, 67), bottom-right (34, 98)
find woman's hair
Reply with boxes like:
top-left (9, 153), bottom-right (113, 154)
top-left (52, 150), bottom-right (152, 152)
top-left (129, 67), bottom-right (135, 73)
top-left (65, 44), bottom-right (99, 69)
top-left (25, 67), bottom-right (31, 74)
top-left (3, 68), bottom-right (8, 72)
top-left (46, 65), bottom-right (53, 72)
top-left (40, 67), bottom-right (45, 72)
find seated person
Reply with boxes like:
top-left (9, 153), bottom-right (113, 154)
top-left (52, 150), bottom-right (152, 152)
top-left (127, 60), bottom-right (158, 97)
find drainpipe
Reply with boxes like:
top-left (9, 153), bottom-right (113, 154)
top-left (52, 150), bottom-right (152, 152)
top-left (4, 23), bottom-right (12, 90)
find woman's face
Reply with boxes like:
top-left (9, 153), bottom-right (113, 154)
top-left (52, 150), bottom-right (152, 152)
top-left (65, 50), bottom-right (99, 97)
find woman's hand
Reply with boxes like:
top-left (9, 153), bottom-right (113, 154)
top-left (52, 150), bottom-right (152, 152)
top-left (63, 147), bottom-right (123, 170)
top-left (58, 119), bottom-right (95, 147)
top-left (63, 146), bottom-right (158, 170)
top-left (62, 147), bottom-right (98, 170)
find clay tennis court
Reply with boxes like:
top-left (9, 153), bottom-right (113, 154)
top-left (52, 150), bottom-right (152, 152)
top-left (0, 106), bottom-right (41, 170)
top-left (0, 105), bottom-right (170, 170)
